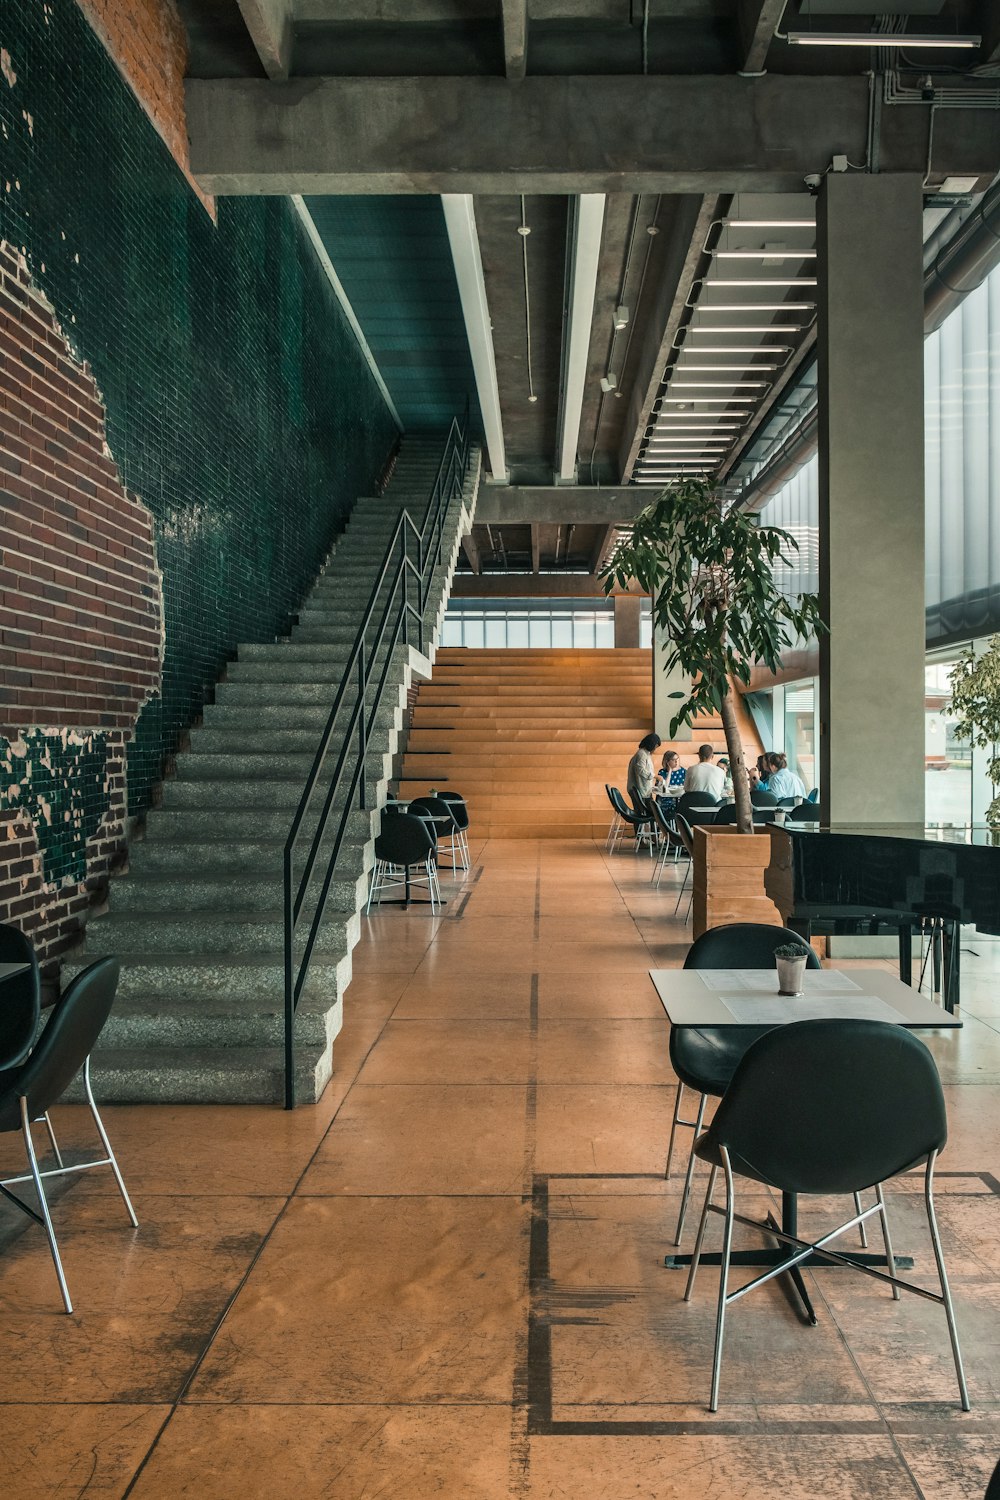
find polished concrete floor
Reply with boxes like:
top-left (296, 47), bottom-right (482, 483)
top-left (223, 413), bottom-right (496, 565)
top-left (2, 839), bottom-right (1000, 1498)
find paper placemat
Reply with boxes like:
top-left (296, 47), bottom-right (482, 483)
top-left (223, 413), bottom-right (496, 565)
top-left (697, 968), bottom-right (862, 994)
top-left (719, 994), bottom-right (907, 1026)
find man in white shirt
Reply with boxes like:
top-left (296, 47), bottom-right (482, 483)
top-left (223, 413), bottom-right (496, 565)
top-left (684, 744), bottom-right (727, 799)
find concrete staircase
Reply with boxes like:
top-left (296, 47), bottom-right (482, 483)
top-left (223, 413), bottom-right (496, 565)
top-left (398, 647), bottom-right (762, 839)
top-left (69, 438), bottom-right (480, 1104)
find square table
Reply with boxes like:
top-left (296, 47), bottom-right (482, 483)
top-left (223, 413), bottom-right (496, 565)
top-left (648, 965), bottom-right (961, 1323)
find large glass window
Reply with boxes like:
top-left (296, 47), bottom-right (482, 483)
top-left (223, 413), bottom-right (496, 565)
top-left (441, 598), bottom-right (616, 648)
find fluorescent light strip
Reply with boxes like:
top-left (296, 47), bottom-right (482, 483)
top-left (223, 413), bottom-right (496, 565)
top-left (697, 303), bottom-right (815, 311)
top-left (715, 250), bottom-right (816, 260)
top-left (671, 381), bottom-right (768, 389)
top-left (710, 279), bottom-right (818, 287)
top-left (676, 364), bottom-right (778, 371)
top-left (683, 345), bottom-right (791, 354)
top-left (691, 326), bottom-right (805, 334)
top-left (658, 401), bottom-right (750, 410)
top-left (726, 219), bottom-right (816, 229)
top-left (786, 29), bottom-right (980, 47)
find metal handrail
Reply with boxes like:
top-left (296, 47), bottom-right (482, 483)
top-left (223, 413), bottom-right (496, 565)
top-left (282, 412), bottom-right (471, 1107)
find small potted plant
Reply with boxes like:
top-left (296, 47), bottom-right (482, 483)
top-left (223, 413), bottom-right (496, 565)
top-left (774, 942), bottom-right (810, 996)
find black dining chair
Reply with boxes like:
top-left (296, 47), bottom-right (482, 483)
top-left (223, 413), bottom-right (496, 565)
top-left (649, 799), bottom-right (686, 890)
top-left (985, 1455), bottom-right (1000, 1499)
top-left (605, 785), bottom-right (624, 851)
top-left (672, 815), bottom-right (698, 919)
top-left (678, 791), bottom-right (719, 820)
top-left (0, 955), bottom-right (137, 1314)
top-left (0, 923), bottom-right (41, 1070)
top-left (437, 791), bottom-right (471, 870)
top-left (367, 811), bottom-right (440, 911)
top-left (712, 803), bottom-right (776, 826)
top-left (609, 786), bottom-right (656, 856)
top-left (750, 789), bottom-right (778, 808)
top-left (788, 801), bottom-right (825, 822)
top-left (667, 923), bottom-right (821, 1244)
top-left (683, 1018), bottom-right (969, 1413)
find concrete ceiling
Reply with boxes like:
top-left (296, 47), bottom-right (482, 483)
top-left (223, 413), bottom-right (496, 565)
top-left (176, 0), bottom-right (1000, 578)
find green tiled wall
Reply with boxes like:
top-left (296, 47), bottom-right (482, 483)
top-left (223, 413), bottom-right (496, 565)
top-left (0, 0), bottom-right (397, 832)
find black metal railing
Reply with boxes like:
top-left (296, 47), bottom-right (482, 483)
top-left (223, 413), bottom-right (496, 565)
top-left (282, 414), bottom-right (471, 1107)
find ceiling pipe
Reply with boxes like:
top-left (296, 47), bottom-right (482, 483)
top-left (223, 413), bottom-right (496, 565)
top-left (556, 194), bottom-right (606, 484)
top-left (739, 186), bottom-right (1000, 510)
top-left (441, 193), bottom-right (509, 484)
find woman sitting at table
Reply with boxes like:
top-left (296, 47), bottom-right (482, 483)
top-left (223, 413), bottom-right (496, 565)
top-left (655, 750), bottom-right (686, 813)
top-left (759, 751), bottom-right (806, 803)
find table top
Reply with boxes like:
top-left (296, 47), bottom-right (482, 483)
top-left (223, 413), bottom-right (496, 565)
top-left (0, 962), bottom-right (30, 982)
top-left (647, 967), bottom-right (962, 1029)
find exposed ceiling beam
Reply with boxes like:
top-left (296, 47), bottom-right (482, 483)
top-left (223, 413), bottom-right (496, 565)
top-left (476, 485), bottom-right (644, 524)
top-left (737, 0), bottom-right (787, 74)
top-left (294, 0), bottom-right (729, 16)
top-left (441, 194), bottom-right (509, 483)
top-left (588, 523), bottom-right (616, 575)
top-left (983, 0), bottom-right (1000, 63)
top-left (185, 77), bottom-right (1000, 195)
top-left (530, 523), bottom-right (541, 573)
top-left (501, 0), bottom-right (528, 78)
top-left (461, 530), bottom-right (483, 573)
top-left (452, 572), bottom-right (643, 597)
top-left (618, 195), bottom-right (723, 479)
top-left (556, 194), bottom-right (606, 483)
top-left (236, 0), bottom-right (294, 78)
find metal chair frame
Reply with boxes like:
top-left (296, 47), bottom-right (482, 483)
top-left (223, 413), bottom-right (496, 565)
top-left (366, 853), bottom-right (441, 912)
top-left (685, 1148), bottom-right (968, 1413)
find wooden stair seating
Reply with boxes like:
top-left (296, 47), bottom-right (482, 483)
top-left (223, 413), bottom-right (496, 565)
top-left (397, 648), bottom-right (763, 840)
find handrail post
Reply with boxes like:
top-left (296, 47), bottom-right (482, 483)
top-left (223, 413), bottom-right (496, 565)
top-left (358, 638), bottom-right (367, 810)
top-left (402, 527), bottom-right (409, 646)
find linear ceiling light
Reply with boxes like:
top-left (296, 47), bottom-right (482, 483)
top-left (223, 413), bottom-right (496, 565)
top-left (556, 193), bottom-right (606, 483)
top-left (715, 251), bottom-right (816, 260)
top-left (710, 279), bottom-right (818, 287)
top-left (442, 193), bottom-right (508, 483)
top-left (691, 325), bottom-right (805, 334)
top-left (786, 29), bottom-right (980, 47)
top-left (725, 219), bottom-right (816, 229)
top-left (684, 345), bottom-right (792, 354)
top-left (658, 401), bottom-right (751, 410)
top-left (676, 364), bottom-right (778, 371)
top-left (697, 303), bottom-right (815, 311)
top-left (671, 381), bottom-right (768, 389)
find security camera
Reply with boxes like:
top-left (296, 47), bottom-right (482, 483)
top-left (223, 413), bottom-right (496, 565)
top-left (804, 173), bottom-right (822, 193)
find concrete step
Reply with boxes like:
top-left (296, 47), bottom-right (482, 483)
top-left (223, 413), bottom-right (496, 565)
top-left (129, 836), bottom-right (373, 878)
top-left (160, 765), bottom-right (389, 809)
top-left (79, 1046), bottom-right (305, 1106)
top-left (110, 867), bottom-right (368, 916)
top-left (86, 908), bottom-right (360, 956)
top-left (173, 747), bottom-right (391, 781)
top-left (68, 949), bottom-right (350, 1004)
top-left (143, 805), bottom-right (380, 842)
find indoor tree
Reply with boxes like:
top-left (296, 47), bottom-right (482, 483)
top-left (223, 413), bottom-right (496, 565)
top-left (948, 636), bottom-right (1000, 832)
top-left (602, 479), bottom-right (824, 834)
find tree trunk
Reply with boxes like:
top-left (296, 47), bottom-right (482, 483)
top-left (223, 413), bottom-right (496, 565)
top-left (719, 685), bottom-right (753, 834)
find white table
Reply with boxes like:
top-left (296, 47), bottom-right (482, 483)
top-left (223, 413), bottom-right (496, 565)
top-left (648, 967), bottom-right (962, 1029)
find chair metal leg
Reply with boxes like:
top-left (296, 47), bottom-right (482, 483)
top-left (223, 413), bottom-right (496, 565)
top-left (924, 1153), bottom-right (970, 1410)
top-left (709, 1148), bottom-right (736, 1412)
top-left (674, 862), bottom-right (691, 916)
top-left (83, 1058), bottom-right (138, 1228)
top-left (684, 1163), bottom-right (718, 1303)
top-left (43, 1112), bottom-right (65, 1170)
top-left (674, 1092), bottom-right (707, 1244)
top-left (853, 1191), bottom-right (869, 1250)
top-left (19, 1096), bottom-right (73, 1314)
top-left (874, 1181), bottom-right (899, 1300)
top-left (664, 1081), bottom-right (684, 1180)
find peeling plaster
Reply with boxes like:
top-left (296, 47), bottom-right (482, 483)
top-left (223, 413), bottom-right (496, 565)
top-left (0, 49), bottom-right (16, 88)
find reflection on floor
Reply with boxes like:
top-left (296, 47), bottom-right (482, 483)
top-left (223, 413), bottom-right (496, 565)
top-left (1, 839), bottom-right (1000, 1498)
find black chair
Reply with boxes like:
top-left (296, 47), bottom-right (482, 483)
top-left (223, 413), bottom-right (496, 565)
top-left (777, 796), bottom-right (799, 810)
top-left (788, 801), bottom-right (825, 822)
top-left (712, 803), bottom-right (776, 826)
top-left (437, 791), bottom-right (470, 870)
top-left (985, 1456), bottom-right (1000, 1499)
top-left (672, 815), bottom-right (697, 918)
top-left (678, 791), bottom-right (719, 820)
top-left (750, 789), bottom-right (778, 808)
top-left (0, 956), bottom-right (137, 1314)
top-left (667, 923), bottom-right (821, 1243)
top-left (684, 807), bottom-right (722, 830)
top-left (649, 799), bottom-right (687, 891)
top-left (609, 786), bottom-right (656, 856)
top-left (367, 811), bottom-right (440, 911)
top-left (683, 1018), bottom-right (969, 1413)
top-left (605, 785), bottom-right (624, 851)
top-left (0, 923), bottom-right (41, 1069)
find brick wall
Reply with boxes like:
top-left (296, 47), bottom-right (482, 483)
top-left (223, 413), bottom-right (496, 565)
top-left (0, 0), bottom-right (398, 972)
top-left (74, 0), bottom-right (213, 213)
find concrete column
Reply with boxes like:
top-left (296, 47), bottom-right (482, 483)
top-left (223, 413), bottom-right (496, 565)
top-left (817, 174), bottom-right (925, 824)
top-left (614, 594), bottom-right (641, 648)
top-left (652, 621), bottom-right (692, 742)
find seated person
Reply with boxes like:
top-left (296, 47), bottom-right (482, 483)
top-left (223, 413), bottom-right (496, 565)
top-left (684, 743), bottom-right (727, 800)
top-left (655, 750), bottom-right (686, 812)
top-left (716, 756), bottom-right (734, 799)
top-left (760, 751), bottom-right (806, 802)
